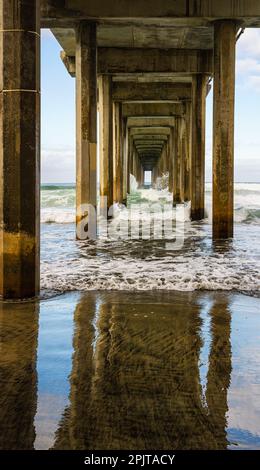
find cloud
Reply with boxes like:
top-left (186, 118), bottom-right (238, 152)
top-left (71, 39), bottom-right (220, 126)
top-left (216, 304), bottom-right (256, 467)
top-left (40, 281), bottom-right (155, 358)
top-left (236, 58), bottom-right (260, 75)
top-left (248, 75), bottom-right (260, 92)
top-left (237, 29), bottom-right (260, 59)
top-left (236, 30), bottom-right (260, 92)
top-left (41, 147), bottom-right (75, 183)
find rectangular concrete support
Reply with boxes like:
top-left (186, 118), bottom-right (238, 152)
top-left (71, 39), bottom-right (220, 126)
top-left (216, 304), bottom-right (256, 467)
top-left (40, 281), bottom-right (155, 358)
top-left (113, 102), bottom-right (124, 204)
top-left (127, 135), bottom-right (133, 193)
top-left (173, 118), bottom-right (182, 205)
top-left (76, 22), bottom-right (97, 238)
top-left (132, 148), bottom-right (137, 182)
top-left (191, 74), bottom-right (207, 220)
top-left (179, 118), bottom-right (186, 202)
top-left (99, 75), bottom-right (113, 215)
top-left (0, 0), bottom-right (40, 299)
top-left (168, 127), bottom-right (175, 194)
top-left (213, 21), bottom-right (236, 239)
top-left (183, 102), bottom-right (192, 201)
top-left (122, 118), bottom-right (128, 203)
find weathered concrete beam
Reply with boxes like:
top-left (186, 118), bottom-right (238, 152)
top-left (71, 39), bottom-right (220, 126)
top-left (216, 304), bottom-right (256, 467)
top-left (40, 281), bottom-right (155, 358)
top-left (137, 145), bottom-right (162, 151)
top-left (42, 1), bottom-right (260, 26)
top-left (122, 102), bottom-right (184, 117)
top-left (60, 48), bottom-right (212, 77)
top-left (113, 74), bottom-right (193, 83)
top-left (135, 140), bottom-right (164, 144)
top-left (133, 136), bottom-right (168, 143)
top-left (128, 117), bottom-right (175, 128)
top-left (0, 0), bottom-right (40, 299)
top-left (130, 127), bottom-right (171, 136)
top-left (135, 144), bottom-right (165, 149)
top-left (61, 51), bottom-right (76, 77)
top-left (98, 48), bottom-right (213, 75)
top-left (113, 82), bottom-right (191, 102)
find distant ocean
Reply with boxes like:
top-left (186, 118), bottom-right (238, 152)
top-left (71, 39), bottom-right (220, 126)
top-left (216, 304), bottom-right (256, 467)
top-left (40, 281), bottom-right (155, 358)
top-left (40, 181), bottom-right (260, 294)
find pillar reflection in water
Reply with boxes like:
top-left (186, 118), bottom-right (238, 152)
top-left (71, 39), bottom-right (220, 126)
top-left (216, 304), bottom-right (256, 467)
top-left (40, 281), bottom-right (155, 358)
top-left (53, 292), bottom-right (232, 450)
top-left (205, 298), bottom-right (232, 448)
top-left (0, 301), bottom-right (39, 449)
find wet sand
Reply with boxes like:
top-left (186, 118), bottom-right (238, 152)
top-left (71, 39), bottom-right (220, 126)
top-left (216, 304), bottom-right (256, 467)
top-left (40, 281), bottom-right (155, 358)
top-left (0, 291), bottom-right (260, 450)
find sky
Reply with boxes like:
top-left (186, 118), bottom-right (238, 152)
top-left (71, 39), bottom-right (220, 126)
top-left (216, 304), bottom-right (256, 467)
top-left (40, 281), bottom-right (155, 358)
top-left (41, 28), bottom-right (260, 183)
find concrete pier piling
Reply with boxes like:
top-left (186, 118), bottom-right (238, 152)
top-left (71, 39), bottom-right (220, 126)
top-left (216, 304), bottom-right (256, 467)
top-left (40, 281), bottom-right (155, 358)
top-left (0, 0), bottom-right (40, 299)
top-left (113, 101), bottom-right (124, 204)
top-left (213, 21), bottom-right (237, 239)
top-left (76, 22), bottom-right (97, 239)
top-left (191, 75), bottom-right (207, 221)
top-left (99, 75), bottom-right (113, 216)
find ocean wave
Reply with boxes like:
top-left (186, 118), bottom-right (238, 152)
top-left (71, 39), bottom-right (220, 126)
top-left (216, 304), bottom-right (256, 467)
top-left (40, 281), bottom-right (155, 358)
top-left (40, 181), bottom-right (260, 225)
top-left (41, 209), bottom-right (75, 224)
top-left (41, 184), bottom-right (75, 191)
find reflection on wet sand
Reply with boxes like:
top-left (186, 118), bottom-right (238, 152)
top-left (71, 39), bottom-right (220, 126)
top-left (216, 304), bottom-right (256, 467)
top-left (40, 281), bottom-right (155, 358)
top-left (206, 299), bottom-right (232, 447)
top-left (0, 301), bottom-right (39, 449)
top-left (53, 292), bottom-right (232, 450)
top-left (1, 292), bottom-right (259, 450)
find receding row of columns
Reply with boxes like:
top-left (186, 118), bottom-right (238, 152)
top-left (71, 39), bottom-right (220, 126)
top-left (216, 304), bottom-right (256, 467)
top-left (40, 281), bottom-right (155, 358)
top-left (0, 1), bottom-right (237, 298)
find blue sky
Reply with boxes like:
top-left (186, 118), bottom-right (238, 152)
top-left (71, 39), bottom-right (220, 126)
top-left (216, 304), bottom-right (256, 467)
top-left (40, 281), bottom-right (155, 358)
top-left (41, 28), bottom-right (260, 183)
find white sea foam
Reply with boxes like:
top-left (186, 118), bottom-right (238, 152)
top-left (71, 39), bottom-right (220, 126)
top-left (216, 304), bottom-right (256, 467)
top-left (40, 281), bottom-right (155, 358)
top-left (40, 225), bottom-right (260, 293)
top-left (40, 179), bottom-right (260, 293)
top-left (40, 181), bottom-right (260, 225)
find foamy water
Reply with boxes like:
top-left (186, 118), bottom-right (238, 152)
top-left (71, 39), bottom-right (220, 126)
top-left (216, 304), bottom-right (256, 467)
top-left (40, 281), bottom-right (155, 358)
top-left (40, 179), bottom-right (260, 294)
top-left (41, 181), bottom-right (260, 225)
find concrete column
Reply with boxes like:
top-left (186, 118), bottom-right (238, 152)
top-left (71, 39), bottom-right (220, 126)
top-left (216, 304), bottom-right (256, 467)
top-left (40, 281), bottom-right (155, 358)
top-left (183, 102), bottom-right (192, 202)
top-left (135, 151), bottom-right (141, 185)
top-left (158, 153), bottom-right (162, 176)
top-left (173, 118), bottom-right (182, 205)
top-left (134, 149), bottom-right (140, 184)
top-left (113, 102), bottom-right (123, 204)
top-left (127, 135), bottom-right (133, 193)
top-left (213, 21), bottom-right (236, 239)
top-left (168, 127), bottom-right (174, 194)
top-left (180, 118), bottom-right (185, 202)
top-left (165, 140), bottom-right (170, 175)
top-left (0, 0), bottom-right (40, 299)
top-left (122, 118), bottom-right (128, 204)
top-left (99, 75), bottom-right (113, 216)
top-left (152, 166), bottom-right (158, 186)
top-left (162, 145), bottom-right (167, 174)
top-left (76, 22), bottom-right (97, 238)
top-left (191, 75), bottom-right (207, 220)
top-left (140, 164), bottom-right (144, 186)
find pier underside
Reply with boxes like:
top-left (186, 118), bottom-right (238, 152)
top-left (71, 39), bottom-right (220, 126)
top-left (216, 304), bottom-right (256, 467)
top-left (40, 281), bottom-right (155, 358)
top-left (0, 0), bottom-right (259, 297)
